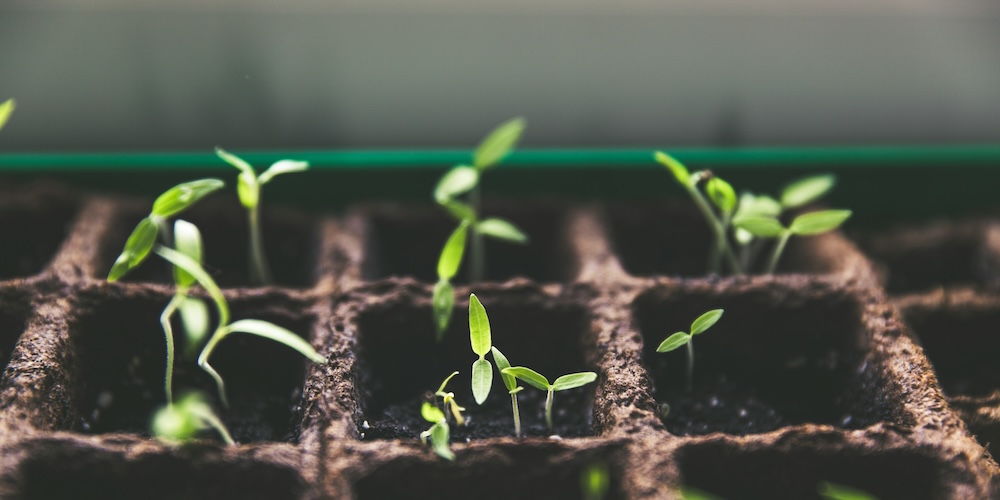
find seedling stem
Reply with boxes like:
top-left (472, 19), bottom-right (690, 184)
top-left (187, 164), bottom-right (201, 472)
top-left (501, 366), bottom-right (597, 431)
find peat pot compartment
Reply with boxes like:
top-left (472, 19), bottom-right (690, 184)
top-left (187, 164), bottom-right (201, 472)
top-left (606, 203), bottom-right (839, 278)
top-left (0, 194), bottom-right (79, 280)
top-left (0, 293), bottom-right (30, 381)
top-left (634, 287), bottom-right (875, 436)
top-left (902, 306), bottom-right (1000, 398)
top-left (68, 293), bottom-right (315, 443)
top-left (360, 204), bottom-right (570, 284)
top-left (354, 295), bottom-right (596, 440)
top-left (856, 221), bottom-right (987, 294)
top-left (352, 443), bottom-right (626, 500)
top-left (12, 440), bottom-right (306, 500)
top-left (96, 199), bottom-right (319, 288)
top-left (676, 441), bottom-right (954, 500)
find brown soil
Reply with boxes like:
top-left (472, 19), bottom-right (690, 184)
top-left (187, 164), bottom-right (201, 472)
top-left (0, 184), bottom-right (996, 498)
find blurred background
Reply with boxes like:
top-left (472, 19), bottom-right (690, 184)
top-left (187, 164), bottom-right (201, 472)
top-left (1, 0), bottom-right (999, 152)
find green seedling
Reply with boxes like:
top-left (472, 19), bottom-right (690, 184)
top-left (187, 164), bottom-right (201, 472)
top-left (0, 98), bottom-right (15, 133)
top-left (431, 118), bottom-right (529, 339)
top-left (434, 371), bottom-right (467, 426)
top-left (581, 462), bottom-right (611, 500)
top-left (468, 293), bottom-right (494, 405)
top-left (215, 147), bottom-right (309, 285)
top-left (154, 245), bottom-right (327, 407)
top-left (419, 402), bottom-right (455, 461)
top-left (152, 391), bottom-right (234, 445)
top-left (491, 346), bottom-right (524, 437)
top-left (818, 482), bottom-right (879, 500)
top-left (501, 366), bottom-right (597, 430)
top-left (734, 209), bottom-right (852, 274)
top-left (108, 178), bottom-right (225, 282)
top-left (657, 309), bottom-right (723, 392)
top-left (656, 151), bottom-right (742, 275)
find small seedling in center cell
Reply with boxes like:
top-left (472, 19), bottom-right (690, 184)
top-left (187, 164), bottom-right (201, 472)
top-left (431, 118), bottom-right (529, 339)
top-left (657, 309), bottom-right (723, 392)
top-left (501, 366), bottom-right (597, 431)
top-left (215, 147), bottom-right (309, 285)
top-left (733, 209), bottom-right (852, 274)
top-left (491, 346), bottom-right (524, 437)
top-left (419, 402), bottom-right (455, 461)
top-left (468, 293), bottom-right (494, 405)
top-left (433, 371), bottom-right (467, 426)
top-left (152, 391), bottom-right (234, 445)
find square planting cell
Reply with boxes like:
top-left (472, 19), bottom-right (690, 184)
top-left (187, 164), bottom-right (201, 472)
top-left (676, 441), bottom-right (957, 500)
top-left (354, 292), bottom-right (596, 440)
top-left (607, 202), bottom-right (842, 278)
top-left (98, 198), bottom-right (318, 288)
top-left (360, 203), bottom-right (570, 283)
top-left (903, 304), bottom-right (1000, 398)
top-left (67, 291), bottom-right (316, 443)
top-left (0, 292), bottom-right (30, 380)
top-left (352, 442), bottom-right (625, 500)
top-left (634, 284), bottom-right (884, 436)
top-left (0, 191), bottom-right (79, 280)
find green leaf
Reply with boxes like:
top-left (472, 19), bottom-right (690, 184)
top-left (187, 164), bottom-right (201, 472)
top-left (472, 358), bottom-right (493, 405)
top-left (151, 179), bottom-right (225, 218)
top-left (215, 147), bottom-right (255, 177)
top-left (441, 199), bottom-right (477, 222)
top-left (421, 401), bottom-right (446, 423)
top-left (153, 246), bottom-right (230, 327)
top-left (437, 222), bottom-right (468, 281)
top-left (473, 117), bottom-right (525, 170)
top-left (469, 293), bottom-right (491, 357)
top-left (551, 372), bottom-right (597, 391)
top-left (475, 218), bottom-right (528, 244)
top-left (781, 174), bottom-right (836, 209)
top-left (429, 422), bottom-right (454, 460)
top-left (177, 296), bottom-right (210, 349)
top-left (236, 171), bottom-right (259, 209)
top-left (224, 319), bottom-right (327, 364)
top-left (818, 482), bottom-right (878, 500)
top-left (152, 398), bottom-right (201, 442)
top-left (172, 219), bottom-right (203, 287)
top-left (434, 166), bottom-right (479, 203)
top-left (501, 366), bottom-right (550, 391)
top-left (736, 192), bottom-right (781, 219)
top-left (733, 216), bottom-right (786, 238)
top-left (690, 309), bottom-right (723, 335)
top-left (654, 151), bottom-right (690, 186)
top-left (789, 210), bottom-right (852, 236)
top-left (706, 177), bottom-right (737, 214)
top-left (258, 159), bottom-right (308, 185)
top-left (0, 98), bottom-right (15, 132)
top-left (432, 280), bottom-right (455, 339)
top-left (108, 216), bottom-right (159, 281)
top-left (491, 346), bottom-right (517, 392)
top-left (436, 371), bottom-right (460, 395)
top-left (656, 332), bottom-right (691, 352)
top-left (581, 463), bottom-right (611, 499)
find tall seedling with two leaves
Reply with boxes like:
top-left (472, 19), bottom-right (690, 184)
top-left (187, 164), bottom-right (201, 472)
top-left (215, 147), bottom-right (309, 285)
top-left (432, 118), bottom-right (529, 339)
top-left (656, 309), bottom-right (723, 392)
top-left (467, 294), bottom-right (525, 436)
top-left (734, 209), bottom-right (852, 274)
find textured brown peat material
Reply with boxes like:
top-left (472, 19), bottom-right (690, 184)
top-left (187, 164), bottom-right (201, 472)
top-left (0, 182), bottom-right (998, 498)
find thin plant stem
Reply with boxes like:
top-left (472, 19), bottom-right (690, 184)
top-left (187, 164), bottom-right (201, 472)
top-left (192, 406), bottom-right (236, 445)
top-left (511, 392), bottom-right (521, 437)
top-left (687, 185), bottom-right (743, 275)
top-left (248, 204), bottom-right (272, 285)
top-left (767, 231), bottom-right (793, 274)
top-left (545, 389), bottom-right (554, 430)
top-left (159, 293), bottom-right (184, 405)
top-left (198, 328), bottom-right (230, 407)
top-left (685, 339), bottom-right (695, 393)
top-left (469, 183), bottom-right (486, 282)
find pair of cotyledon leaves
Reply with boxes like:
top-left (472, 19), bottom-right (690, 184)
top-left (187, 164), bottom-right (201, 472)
top-left (656, 309), bottom-right (724, 353)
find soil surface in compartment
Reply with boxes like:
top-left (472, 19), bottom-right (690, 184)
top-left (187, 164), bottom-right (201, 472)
top-left (68, 290), bottom-right (317, 443)
top-left (97, 197), bottom-right (319, 288)
top-left (677, 441), bottom-right (957, 500)
top-left (360, 202), bottom-right (572, 283)
top-left (0, 186), bottom-right (79, 280)
top-left (353, 287), bottom-right (597, 440)
top-left (635, 283), bottom-right (879, 436)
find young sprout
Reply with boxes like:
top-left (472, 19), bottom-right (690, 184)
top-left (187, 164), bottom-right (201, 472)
top-left (501, 366), bottom-right (597, 430)
top-left (108, 179), bottom-right (225, 282)
top-left (419, 402), bottom-right (455, 461)
top-left (734, 209), bottom-right (852, 274)
top-left (657, 309), bottom-right (723, 392)
top-left (152, 391), bottom-right (235, 446)
top-left (469, 293), bottom-right (494, 405)
top-left (431, 118), bottom-right (529, 338)
top-left (434, 371), bottom-right (466, 426)
top-left (491, 346), bottom-right (524, 437)
top-left (0, 98), bottom-right (15, 133)
top-left (215, 147), bottom-right (309, 285)
top-left (154, 244), bottom-right (327, 407)
top-left (655, 151), bottom-right (742, 275)
top-left (818, 482), bottom-right (879, 500)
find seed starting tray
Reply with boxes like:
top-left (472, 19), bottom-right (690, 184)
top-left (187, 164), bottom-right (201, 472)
top-left (0, 182), bottom-right (996, 499)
